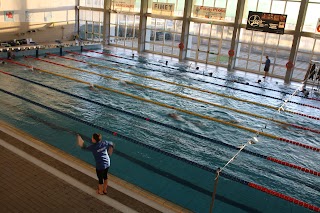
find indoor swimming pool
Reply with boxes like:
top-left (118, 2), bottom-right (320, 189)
top-left (0, 48), bottom-right (319, 213)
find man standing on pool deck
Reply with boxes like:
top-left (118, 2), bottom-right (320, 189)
top-left (78, 133), bottom-right (114, 195)
top-left (262, 56), bottom-right (271, 78)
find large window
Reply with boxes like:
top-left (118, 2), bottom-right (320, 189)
top-left (76, 0), bottom-right (320, 83)
top-left (235, 29), bottom-right (293, 78)
top-left (110, 14), bottom-right (140, 49)
top-left (294, 37), bottom-right (320, 81)
top-left (146, 18), bottom-right (182, 56)
top-left (80, 0), bottom-right (104, 8)
top-left (186, 22), bottom-right (232, 66)
top-left (79, 10), bottom-right (103, 41)
top-left (303, 3), bottom-right (320, 32)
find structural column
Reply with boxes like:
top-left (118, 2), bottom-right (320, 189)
top-left (102, 0), bottom-right (112, 46)
top-left (284, 0), bottom-right (309, 83)
top-left (179, 0), bottom-right (193, 61)
top-left (137, 0), bottom-right (148, 53)
top-left (228, 0), bottom-right (245, 71)
top-left (75, 0), bottom-right (80, 35)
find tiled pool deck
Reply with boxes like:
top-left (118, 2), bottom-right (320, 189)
top-left (0, 121), bottom-right (189, 213)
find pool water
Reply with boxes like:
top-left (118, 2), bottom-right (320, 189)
top-left (0, 49), bottom-right (319, 213)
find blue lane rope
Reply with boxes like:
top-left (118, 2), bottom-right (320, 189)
top-left (0, 87), bottom-right (242, 179)
top-left (3, 71), bottom-right (320, 177)
top-left (0, 71), bottom-right (265, 158)
top-left (1, 88), bottom-right (319, 206)
top-left (77, 51), bottom-right (319, 109)
top-left (86, 49), bottom-right (313, 100)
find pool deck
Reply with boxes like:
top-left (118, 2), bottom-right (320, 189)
top-left (0, 121), bottom-right (190, 213)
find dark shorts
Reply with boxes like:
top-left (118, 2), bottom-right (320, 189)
top-left (96, 167), bottom-right (109, 184)
top-left (264, 67), bottom-right (269, 72)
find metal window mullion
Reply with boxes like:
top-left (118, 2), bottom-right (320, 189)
top-left (259, 32), bottom-right (267, 72)
top-left (273, 34), bottom-right (281, 74)
top-left (162, 19), bottom-right (166, 48)
top-left (116, 14), bottom-right (120, 43)
top-left (247, 30), bottom-right (254, 70)
top-left (85, 20), bottom-right (88, 40)
top-left (124, 15), bottom-right (128, 46)
top-left (206, 24), bottom-right (213, 63)
top-left (171, 20), bottom-right (175, 49)
top-left (132, 15), bottom-right (136, 48)
top-left (311, 35), bottom-right (317, 60)
top-left (196, 23), bottom-right (201, 61)
top-left (218, 36), bottom-right (223, 63)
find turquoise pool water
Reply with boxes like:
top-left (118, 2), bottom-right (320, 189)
top-left (0, 50), bottom-right (319, 213)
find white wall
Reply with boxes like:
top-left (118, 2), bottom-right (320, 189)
top-left (0, 0), bottom-right (77, 43)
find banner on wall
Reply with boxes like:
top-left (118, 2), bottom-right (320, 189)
top-left (246, 11), bottom-right (287, 34)
top-left (152, 3), bottom-right (175, 15)
top-left (316, 18), bottom-right (320, 34)
top-left (113, 0), bottom-right (135, 9)
top-left (193, 5), bottom-right (226, 20)
top-left (44, 11), bottom-right (52, 22)
top-left (4, 11), bottom-right (14, 22)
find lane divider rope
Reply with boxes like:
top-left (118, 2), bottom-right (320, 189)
top-left (0, 87), bottom-right (318, 212)
top-left (84, 49), bottom-right (320, 103)
top-left (1, 69), bottom-right (318, 176)
top-left (65, 51), bottom-right (320, 119)
top-left (30, 55), bottom-right (320, 135)
top-left (4, 59), bottom-right (320, 152)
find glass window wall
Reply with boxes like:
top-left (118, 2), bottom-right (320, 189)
top-left (146, 17), bottom-right (182, 56)
top-left (110, 14), bottom-right (140, 49)
top-left (77, 0), bottom-right (320, 83)
top-left (79, 10), bottom-right (103, 41)
top-left (80, 0), bottom-right (104, 8)
top-left (187, 22), bottom-right (232, 66)
top-left (235, 28), bottom-right (293, 77)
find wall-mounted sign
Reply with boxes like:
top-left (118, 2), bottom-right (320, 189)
top-left (113, 0), bottom-right (135, 9)
top-left (152, 3), bottom-right (175, 15)
top-left (316, 18), bottom-right (320, 34)
top-left (4, 11), bottom-right (14, 22)
top-left (193, 5), bottom-right (226, 20)
top-left (246, 11), bottom-right (287, 34)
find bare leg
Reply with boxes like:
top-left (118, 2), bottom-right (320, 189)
top-left (97, 184), bottom-right (104, 195)
top-left (103, 179), bottom-right (108, 194)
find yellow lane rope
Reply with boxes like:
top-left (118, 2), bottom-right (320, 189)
top-left (57, 52), bottom-right (318, 121)
top-left (63, 52), bottom-right (284, 111)
top-left (32, 57), bottom-right (313, 132)
top-left (12, 59), bottom-right (293, 142)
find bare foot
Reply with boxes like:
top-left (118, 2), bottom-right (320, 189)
top-left (96, 189), bottom-right (104, 195)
